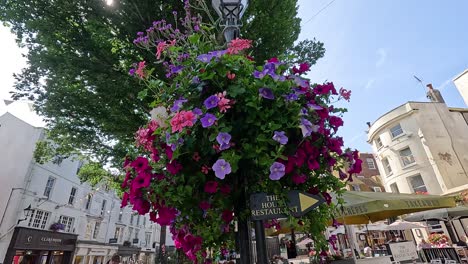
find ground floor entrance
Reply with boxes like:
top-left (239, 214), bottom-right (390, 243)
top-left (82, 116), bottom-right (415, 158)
top-left (4, 227), bottom-right (78, 264)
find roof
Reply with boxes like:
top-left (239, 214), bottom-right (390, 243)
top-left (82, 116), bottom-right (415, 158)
top-left (0, 99), bottom-right (45, 127)
top-left (453, 69), bottom-right (468, 82)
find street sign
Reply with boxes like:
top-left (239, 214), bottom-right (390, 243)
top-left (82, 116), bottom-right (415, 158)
top-left (250, 190), bottom-right (324, 220)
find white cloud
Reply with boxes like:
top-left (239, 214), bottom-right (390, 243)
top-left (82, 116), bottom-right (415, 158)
top-left (0, 26), bottom-right (26, 100)
top-left (364, 78), bottom-right (375, 91)
top-left (376, 48), bottom-right (387, 67)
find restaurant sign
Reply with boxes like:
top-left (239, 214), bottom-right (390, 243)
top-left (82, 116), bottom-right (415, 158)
top-left (250, 190), bottom-right (324, 220)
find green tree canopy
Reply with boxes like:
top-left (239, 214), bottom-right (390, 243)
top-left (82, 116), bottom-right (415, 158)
top-left (0, 0), bottom-right (325, 165)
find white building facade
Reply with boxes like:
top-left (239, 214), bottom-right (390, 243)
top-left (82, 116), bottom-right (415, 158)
top-left (0, 101), bottom-right (164, 264)
top-left (367, 90), bottom-right (468, 196)
top-left (454, 69), bottom-right (468, 107)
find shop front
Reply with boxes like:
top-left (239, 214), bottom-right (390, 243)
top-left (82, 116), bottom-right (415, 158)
top-left (117, 245), bottom-right (141, 264)
top-left (73, 241), bottom-right (118, 264)
top-left (4, 227), bottom-right (78, 264)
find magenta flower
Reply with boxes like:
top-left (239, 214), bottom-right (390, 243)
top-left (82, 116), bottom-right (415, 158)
top-left (130, 157), bottom-right (150, 173)
top-left (121, 192), bottom-right (129, 208)
top-left (204, 181), bottom-right (218, 194)
top-left (329, 116), bottom-right (344, 130)
top-left (221, 209), bottom-right (234, 223)
top-left (155, 206), bottom-right (177, 225)
top-left (292, 62), bottom-right (310, 75)
top-left (216, 132), bottom-right (231, 150)
top-left (131, 173), bottom-right (151, 191)
top-left (259, 88), bottom-right (275, 100)
top-left (272, 131), bottom-right (288, 145)
top-left (204, 95), bottom-right (220, 109)
top-left (338, 170), bottom-right (347, 180)
top-left (292, 174), bottom-right (307, 185)
top-left (269, 162), bottom-right (285, 180)
top-left (199, 201), bottom-right (211, 210)
top-left (132, 197), bottom-right (151, 215)
top-left (200, 113), bottom-right (217, 128)
top-left (219, 185), bottom-right (231, 194)
top-left (212, 159), bottom-right (231, 180)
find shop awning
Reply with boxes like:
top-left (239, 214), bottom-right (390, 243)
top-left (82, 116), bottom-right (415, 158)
top-left (404, 206), bottom-right (468, 221)
top-left (335, 191), bottom-right (456, 225)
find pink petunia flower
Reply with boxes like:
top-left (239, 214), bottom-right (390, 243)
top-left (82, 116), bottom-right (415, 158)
top-left (227, 38), bottom-right (252, 54)
top-left (135, 61), bottom-right (146, 78)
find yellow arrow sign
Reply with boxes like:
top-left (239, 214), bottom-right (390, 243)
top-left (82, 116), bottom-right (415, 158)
top-left (299, 193), bottom-right (319, 212)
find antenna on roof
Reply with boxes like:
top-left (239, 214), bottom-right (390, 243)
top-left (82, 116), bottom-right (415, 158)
top-left (414, 75), bottom-right (428, 95)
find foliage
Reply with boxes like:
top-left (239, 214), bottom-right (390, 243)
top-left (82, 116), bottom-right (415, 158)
top-left (428, 233), bottom-right (449, 247)
top-left (77, 162), bottom-right (122, 196)
top-left (0, 0), bottom-right (324, 166)
top-left (50, 222), bottom-right (65, 231)
top-left (120, 4), bottom-right (359, 262)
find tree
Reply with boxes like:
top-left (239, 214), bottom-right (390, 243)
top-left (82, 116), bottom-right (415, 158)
top-left (0, 0), bottom-right (325, 165)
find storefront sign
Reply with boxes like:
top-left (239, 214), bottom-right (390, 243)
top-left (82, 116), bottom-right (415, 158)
top-left (388, 241), bottom-right (419, 262)
top-left (12, 227), bottom-right (77, 251)
top-left (250, 190), bottom-right (324, 220)
top-left (133, 238), bottom-right (139, 244)
top-left (109, 238), bottom-right (118, 243)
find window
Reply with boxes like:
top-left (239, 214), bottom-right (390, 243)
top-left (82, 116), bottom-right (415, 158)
top-left (137, 215), bottom-right (140, 226)
top-left (382, 158), bottom-right (392, 175)
top-left (128, 227), bottom-right (134, 240)
top-left (130, 214), bottom-right (134, 225)
top-left (390, 124), bottom-right (404, 138)
top-left (115, 227), bottom-right (124, 242)
top-left (28, 210), bottom-right (50, 229)
top-left (101, 200), bottom-right (107, 216)
top-left (373, 187), bottom-right (382, 192)
top-left (93, 222), bottom-right (101, 239)
top-left (118, 209), bottom-right (123, 222)
top-left (408, 175), bottom-right (427, 193)
top-left (399, 147), bottom-right (416, 166)
top-left (68, 187), bottom-right (77, 205)
top-left (43, 177), bottom-right (56, 199)
top-left (390, 183), bottom-right (400, 194)
top-left (351, 185), bottom-right (361, 191)
top-left (134, 228), bottom-right (139, 239)
top-left (59, 216), bottom-right (74, 232)
top-left (85, 222), bottom-right (93, 240)
top-left (85, 194), bottom-right (92, 210)
top-left (145, 232), bottom-right (151, 247)
top-left (366, 158), bottom-right (376, 169)
top-left (375, 137), bottom-right (383, 149)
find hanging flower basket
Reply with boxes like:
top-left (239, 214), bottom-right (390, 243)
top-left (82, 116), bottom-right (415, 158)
top-left (120, 1), bottom-right (361, 262)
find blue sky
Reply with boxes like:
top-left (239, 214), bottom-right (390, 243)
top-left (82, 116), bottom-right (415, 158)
top-left (297, 0), bottom-right (468, 152)
top-left (1, 1), bottom-right (468, 152)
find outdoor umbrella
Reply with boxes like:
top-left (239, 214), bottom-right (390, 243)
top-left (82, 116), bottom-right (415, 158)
top-left (334, 191), bottom-right (456, 225)
top-left (385, 220), bottom-right (426, 230)
top-left (357, 222), bottom-right (389, 232)
top-left (404, 206), bottom-right (468, 221)
top-left (297, 238), bottom-right (313, 246)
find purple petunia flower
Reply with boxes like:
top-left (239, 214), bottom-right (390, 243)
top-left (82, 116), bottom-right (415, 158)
top-left (212, 159), bottom-right (232, 179)
top-left (300, 108), bottom-right (308, 116)
top-left (253, 70), bottom-right (267, 79)
top-left (259, 88), bottom-right (275, 100)
top-left (273, 131), bottom-right (288, 145)
top-left (209, 50), bottom-right (227, 58)
top-left (307, 103), bottom-right (323, 110)
top-left (196, 53), bottom-right (214, 63)
top-left (299, 117), bottom-right (319, 137)
top-left (192, 108), bottom-right (203, 116)
top-left (170, 98), bottom-right (188, 112)
top-left (216, 132), bottom-right (231, 150)
top-left (284, 93), bottom-right (299, 102)
top-left (129, 68), bottom-right (136, 76)
top-left (294, 76), bottom-right (309, 88)
top-left (204, 95), bottom-right (220, 109)
top-left (269, 162), bottom-right (285, 180)
top-left (200, 113), bottom-right (217, 128)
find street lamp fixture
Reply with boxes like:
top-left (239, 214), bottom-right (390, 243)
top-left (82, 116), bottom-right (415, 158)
top-left (17, 204), bottom-right (33, 225)
top-left (211, 0), bottom-right (249, 42)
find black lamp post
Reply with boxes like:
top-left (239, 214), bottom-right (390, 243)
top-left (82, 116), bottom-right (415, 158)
top-left (17, 204), bottom-right (33, 225)
top-left (211, 0), bottom-right (249, 42)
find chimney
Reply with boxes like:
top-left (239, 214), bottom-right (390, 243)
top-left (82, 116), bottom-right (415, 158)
top-left (426, 83), bottom-right (445, 103)
top-left (366, 122), bottom-right (371, 128)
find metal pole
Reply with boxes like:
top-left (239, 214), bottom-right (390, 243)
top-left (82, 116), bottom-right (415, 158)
top-left (254, 220), bottom-right (268, 264)
top-left (157, 225), bottom-right (167, 264)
